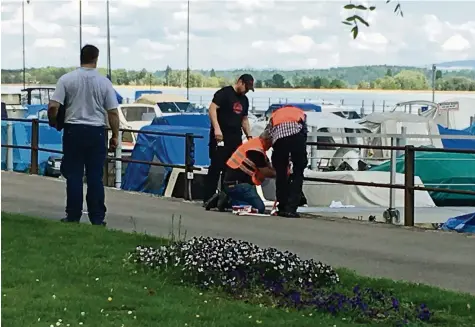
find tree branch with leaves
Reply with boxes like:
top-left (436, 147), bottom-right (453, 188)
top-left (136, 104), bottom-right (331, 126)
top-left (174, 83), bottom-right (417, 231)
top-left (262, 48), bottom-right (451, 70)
top-left (343, 0), bottom-right (404, 39)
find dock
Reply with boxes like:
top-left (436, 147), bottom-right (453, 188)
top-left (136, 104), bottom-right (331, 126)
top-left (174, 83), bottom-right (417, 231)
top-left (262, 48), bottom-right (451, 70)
top-left (2, 171), bottom-right (475, 294)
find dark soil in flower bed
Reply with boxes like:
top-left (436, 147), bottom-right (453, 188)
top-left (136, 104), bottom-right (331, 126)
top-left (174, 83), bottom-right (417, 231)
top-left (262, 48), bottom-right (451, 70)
top-left (2, 212), bottom-right (474, 327)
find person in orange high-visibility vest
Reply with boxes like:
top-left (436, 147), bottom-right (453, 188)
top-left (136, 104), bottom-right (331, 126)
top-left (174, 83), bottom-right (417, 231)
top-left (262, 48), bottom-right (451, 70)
top-left (268, 105), bottom-right (308, 218)
top-left (222, 131), bottom-right (276, 213)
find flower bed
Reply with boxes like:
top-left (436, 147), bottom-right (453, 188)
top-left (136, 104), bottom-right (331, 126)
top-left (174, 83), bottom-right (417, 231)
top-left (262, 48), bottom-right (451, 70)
top-left (129, 236), bottom-right (431, 326)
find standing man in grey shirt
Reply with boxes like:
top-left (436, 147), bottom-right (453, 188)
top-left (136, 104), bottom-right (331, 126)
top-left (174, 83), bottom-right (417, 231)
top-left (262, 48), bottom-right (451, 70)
top-left (48, 44), bottom-right (120, 226)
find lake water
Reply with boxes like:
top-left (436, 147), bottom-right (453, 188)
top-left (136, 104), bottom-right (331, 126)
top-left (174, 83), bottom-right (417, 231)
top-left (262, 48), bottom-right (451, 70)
top-left (2, 84), bottom-right (474, 125)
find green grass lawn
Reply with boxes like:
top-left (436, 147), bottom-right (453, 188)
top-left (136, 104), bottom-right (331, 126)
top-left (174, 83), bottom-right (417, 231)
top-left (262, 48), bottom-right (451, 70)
top-left (1, 212), bottom-right (474, 327)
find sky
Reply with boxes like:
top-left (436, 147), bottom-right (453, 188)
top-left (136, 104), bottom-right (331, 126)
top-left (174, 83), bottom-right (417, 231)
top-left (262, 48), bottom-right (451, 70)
top-left (1, 0), bottom-right (474, 71)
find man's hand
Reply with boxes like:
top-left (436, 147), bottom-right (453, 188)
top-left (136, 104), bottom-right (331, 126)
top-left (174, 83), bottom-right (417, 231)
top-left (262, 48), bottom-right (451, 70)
top-left (241, 116), bottom-right (251, 139)
top-left (109, 136), bottom-right (118, 151)
top-left (47, 100), bottom-right (60, 128)
top-left (214, 128), bottom-right (223, 142)
top-left (48, 118), bottom-right (57, 128)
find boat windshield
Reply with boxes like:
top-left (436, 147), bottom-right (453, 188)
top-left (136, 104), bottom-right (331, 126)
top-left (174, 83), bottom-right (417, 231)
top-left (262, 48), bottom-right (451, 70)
top-left (21, 88), bottom-right (55, 106)
top-left (331, 111), bottom-right (361, 120)
top-left (158, 101), bottom-right (192, 113)
top-left (121, 106), bottom-right (156, 122)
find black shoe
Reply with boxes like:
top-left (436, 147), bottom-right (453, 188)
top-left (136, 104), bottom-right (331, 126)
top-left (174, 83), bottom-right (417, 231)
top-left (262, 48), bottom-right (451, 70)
top-left (217, 192), bottom-right (230, 212)
top-left (91, 221), bottom-right (107, 227)
top-left (277, 211), bottom-right (300, 218)
top-left (60, 218), bottom-right (80, 223)
top-left (204, 193), bottom-right (219, 211)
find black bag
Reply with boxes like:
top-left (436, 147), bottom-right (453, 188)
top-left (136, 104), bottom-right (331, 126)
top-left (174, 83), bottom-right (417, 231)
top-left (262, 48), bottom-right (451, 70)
top-left (55, 104), bottom-right (66, 131)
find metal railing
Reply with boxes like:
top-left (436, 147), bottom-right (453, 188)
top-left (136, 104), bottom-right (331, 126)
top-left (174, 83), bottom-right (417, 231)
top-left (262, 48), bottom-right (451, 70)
top-left (304, 136), bottom-right (475, 227)
top-left (3, 118), bottom-right (475, 227)
top-left (1, 118), bottom-right (203, 201)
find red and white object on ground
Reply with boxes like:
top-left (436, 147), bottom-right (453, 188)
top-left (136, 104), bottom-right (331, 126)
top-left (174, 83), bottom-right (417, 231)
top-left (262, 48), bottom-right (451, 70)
top-left (232, 205), bottom-right (255, 215)
top-left (231, 205), bottom-right (271, 216)
top-left (270, 200), bottom-right (278, 216)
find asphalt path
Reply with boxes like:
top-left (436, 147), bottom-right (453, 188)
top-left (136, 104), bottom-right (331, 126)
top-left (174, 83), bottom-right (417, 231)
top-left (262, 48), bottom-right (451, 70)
top-left (2, 171), bottom-right (474, 294)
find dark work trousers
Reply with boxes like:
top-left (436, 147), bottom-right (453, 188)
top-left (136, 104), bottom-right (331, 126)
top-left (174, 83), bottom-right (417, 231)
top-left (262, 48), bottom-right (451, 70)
top-left (203, 136), bottom-right (242, 202)
top-left (271, 131), bottom-right (308, 214)
top-left (224, 183), bottom-right (266, 214)
top-left (61, 123), bottom-right (107, 225)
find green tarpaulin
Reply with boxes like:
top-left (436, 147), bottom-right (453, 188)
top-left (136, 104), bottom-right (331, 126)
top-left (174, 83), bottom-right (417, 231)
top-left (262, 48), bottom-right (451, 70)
top-left (370, 151), bottom-right (475, 206)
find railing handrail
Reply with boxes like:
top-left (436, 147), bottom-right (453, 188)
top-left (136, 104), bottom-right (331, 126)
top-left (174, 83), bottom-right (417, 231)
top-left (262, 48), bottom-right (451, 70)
top-left (113, 127), bottom-right (203, 138)
top-left (1, 118), bottom-right (204, 139)
top-left (305, 141), bottom-right (475, 154)
top-left (3, 118), bottom-right (475, 227)
top-left (306, 132), bottom-right (475, 140)
top-left (1, 118), bottom-right (201, 200)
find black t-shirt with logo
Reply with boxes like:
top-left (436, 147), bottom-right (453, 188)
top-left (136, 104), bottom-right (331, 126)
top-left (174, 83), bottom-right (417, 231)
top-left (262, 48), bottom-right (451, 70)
top-left (210, 86), bottom-right (249, 143)
top-left (224, 150), bottom-right (267, 185)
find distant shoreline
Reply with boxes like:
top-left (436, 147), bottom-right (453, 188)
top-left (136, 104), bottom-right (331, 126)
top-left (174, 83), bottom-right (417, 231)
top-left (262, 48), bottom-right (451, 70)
top-left (1, 84), bottom-right (474, 94)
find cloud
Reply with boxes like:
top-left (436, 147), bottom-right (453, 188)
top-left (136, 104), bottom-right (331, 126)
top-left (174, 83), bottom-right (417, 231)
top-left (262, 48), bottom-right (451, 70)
top-left (33, 38), bottom-right (66, 48)
top-left (1, 0), bottom-right (474, 70)
top-left (442, 34), bottom-right (471, 51)
top-left (301, 16), bottom-right (323, 30)
top-left (136, 39), bottom-right (175, 52)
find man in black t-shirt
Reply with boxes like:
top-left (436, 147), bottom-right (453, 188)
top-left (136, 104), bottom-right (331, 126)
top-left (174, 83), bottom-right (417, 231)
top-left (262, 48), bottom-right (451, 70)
top-left (203, 74), bottom-right (255, 205)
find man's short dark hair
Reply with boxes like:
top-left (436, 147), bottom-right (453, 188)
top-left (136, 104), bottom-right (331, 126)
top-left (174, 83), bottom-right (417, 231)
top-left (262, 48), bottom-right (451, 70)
top-left (80, 44), bottom-right (99, 65)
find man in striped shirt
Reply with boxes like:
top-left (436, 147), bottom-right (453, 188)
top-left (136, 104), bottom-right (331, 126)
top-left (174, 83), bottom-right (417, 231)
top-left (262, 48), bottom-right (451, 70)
top-left (268, 105), bottom-right (308, 218)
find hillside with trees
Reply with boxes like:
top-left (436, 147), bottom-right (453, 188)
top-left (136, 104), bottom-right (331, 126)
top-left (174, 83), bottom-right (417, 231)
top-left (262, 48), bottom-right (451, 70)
top-left (2, 65), bottom-right (475, 91)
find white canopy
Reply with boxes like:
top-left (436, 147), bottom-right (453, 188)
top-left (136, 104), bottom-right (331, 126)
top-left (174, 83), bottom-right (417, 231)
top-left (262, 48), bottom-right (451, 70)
top-left (305, 112), bottom-right (367, 130)
top-left (359, 111), bottom-right (443, 159)
top-left (250, 111), bottom-right (370, 137)
top-left (259, 170), bottom-right (435, 208)
top-left (420, 97), bottom-right (475, 130)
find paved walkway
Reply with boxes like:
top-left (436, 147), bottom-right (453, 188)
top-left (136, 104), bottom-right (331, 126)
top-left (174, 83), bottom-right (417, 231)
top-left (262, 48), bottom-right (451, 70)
top-left (2, 171), bottom-right (475, 294)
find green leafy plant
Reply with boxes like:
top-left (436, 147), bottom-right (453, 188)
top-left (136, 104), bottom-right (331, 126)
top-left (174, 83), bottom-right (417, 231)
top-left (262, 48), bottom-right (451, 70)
top-left (343, 1), bottom-right (404, 39)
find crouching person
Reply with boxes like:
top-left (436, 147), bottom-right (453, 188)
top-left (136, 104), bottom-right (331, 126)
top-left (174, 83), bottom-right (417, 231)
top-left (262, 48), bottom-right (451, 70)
top-left (223, 131), bottom-right (275, 213)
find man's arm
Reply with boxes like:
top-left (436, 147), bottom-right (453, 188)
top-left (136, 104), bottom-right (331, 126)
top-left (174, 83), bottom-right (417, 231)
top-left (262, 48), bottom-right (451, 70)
top-left (104, 81), bottom-right (120, 138)
top-left (241, 98), bottom-right (251, 138)
top-left (47, 78), bottom-right (66, 127)
top-left (248, 151), bottom-right (276, 178)
top-left (209, 89), bottom-right (223, 132)
top-left (208, 102), bottom-right (220, 131)
top-left (241, 116), bottom-right (252, 139)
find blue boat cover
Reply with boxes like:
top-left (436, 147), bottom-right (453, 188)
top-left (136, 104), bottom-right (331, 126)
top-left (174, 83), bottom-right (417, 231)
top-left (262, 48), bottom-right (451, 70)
top-left (1, 121), bottom-right (62, 174)
top-left (121, 124), bottom-right (210, 194)
top-left (115, 89), bottom-right (123, 104)
top-left (134, 90), bottom-right (162, 100)
top-left (151, 114), bottom-right (211, 129)
top-left (27, 104), bottom-right (48, 116)
top-left (463, 123), bottom-right (475, 135)
top-left (441, 212), bottom-right (475, 234)
top-left (437, 124), bottom-right (475, 149)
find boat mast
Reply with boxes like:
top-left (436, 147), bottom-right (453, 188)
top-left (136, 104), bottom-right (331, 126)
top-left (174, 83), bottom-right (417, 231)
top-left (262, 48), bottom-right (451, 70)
top-left (106, 0), bottom-right (112, 81)
top-left (79, 0), bottom-right (82, 56)
top-left (186, 0), bottom-right (190, 100)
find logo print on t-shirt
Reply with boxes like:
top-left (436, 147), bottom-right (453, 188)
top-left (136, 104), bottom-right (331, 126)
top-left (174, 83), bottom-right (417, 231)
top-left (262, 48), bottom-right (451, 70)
top-left (232, 102), bottom-right (243, 114)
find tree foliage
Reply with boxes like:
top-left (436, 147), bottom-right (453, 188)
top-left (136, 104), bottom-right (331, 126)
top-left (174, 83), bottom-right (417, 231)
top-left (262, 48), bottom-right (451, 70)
top-left (343, 0), bottom-right (404, 38)
top-left (2, 66), bottom-right (475, 91)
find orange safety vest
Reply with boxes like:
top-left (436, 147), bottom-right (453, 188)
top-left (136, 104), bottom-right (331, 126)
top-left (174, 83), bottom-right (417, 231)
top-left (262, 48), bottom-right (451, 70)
top-left (271, 106), bottom-right (306, 126)
top-left (226, 138), bottom-right (268, 186)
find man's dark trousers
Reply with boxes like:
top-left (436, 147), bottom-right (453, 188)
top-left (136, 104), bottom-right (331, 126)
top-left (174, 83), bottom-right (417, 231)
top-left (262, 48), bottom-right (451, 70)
top-left (61, 123), bottom-right (107, 225)
top-left (271, 131), bottom-right (308, 214)
top-left (203, 135), bottom-right (242, 202)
